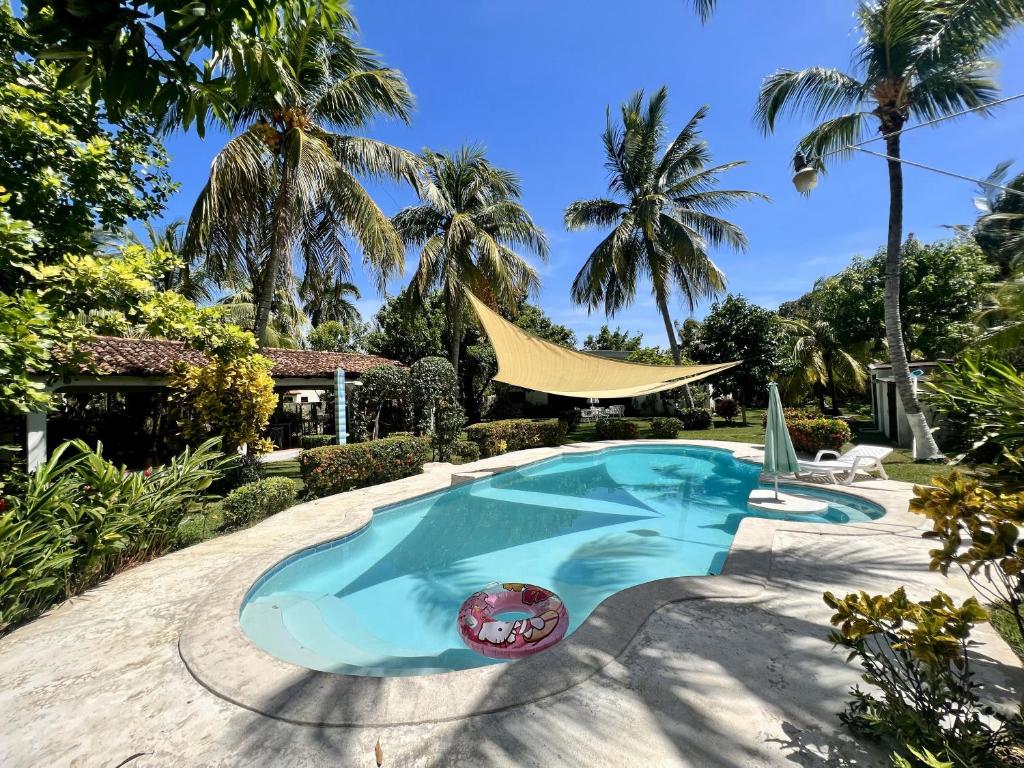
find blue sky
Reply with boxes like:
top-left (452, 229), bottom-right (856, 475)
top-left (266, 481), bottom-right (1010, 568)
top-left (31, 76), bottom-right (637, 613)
top-left (159, 0), bottom-right (1024, 347)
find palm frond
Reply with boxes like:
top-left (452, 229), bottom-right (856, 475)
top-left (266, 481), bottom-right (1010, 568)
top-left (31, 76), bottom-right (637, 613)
top-left (755, 68), bottom-right (867, 134)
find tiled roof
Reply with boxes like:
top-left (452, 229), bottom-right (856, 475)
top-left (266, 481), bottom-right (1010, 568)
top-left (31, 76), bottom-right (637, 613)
top-left (72, 336), bottom-right (399, 379)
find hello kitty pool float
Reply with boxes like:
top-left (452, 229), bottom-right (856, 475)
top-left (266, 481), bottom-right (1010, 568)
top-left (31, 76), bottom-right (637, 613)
top-left (457, 583), bottom-right (568, 659)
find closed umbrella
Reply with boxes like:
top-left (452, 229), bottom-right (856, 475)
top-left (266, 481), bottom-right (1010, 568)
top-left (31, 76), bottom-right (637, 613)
top-left (763, 382), bottom-right (799, 501)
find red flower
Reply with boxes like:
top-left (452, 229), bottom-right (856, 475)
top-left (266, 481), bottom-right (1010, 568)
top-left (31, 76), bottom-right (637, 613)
top-left (0, 497), bottom-right (7, 512)
top-left (143, 468), bottom-right (153, 478)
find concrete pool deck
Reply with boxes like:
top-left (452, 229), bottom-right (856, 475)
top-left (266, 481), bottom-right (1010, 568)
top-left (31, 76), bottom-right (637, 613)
top-left (1, 440), bottom-right (1021, 767)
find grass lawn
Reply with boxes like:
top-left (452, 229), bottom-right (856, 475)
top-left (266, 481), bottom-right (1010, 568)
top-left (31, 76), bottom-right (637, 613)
top-left (565, 410), bottom-right (955, 486)
top-left (988, 603), bottom-right (1024, 659)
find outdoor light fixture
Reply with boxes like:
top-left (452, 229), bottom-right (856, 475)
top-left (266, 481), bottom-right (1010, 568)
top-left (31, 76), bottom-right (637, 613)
top-left (792, 152), bottom-right (819, 195)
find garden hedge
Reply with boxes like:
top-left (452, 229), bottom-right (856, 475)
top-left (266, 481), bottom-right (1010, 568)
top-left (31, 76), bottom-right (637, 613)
top-left (222, 477), bottom-right (298, 529)
top-left (787, 418), bottom-right (852, 454)
top-left (650, 417), bottom-right (683, 438)
top-left (675, 408), bottom-right (713, 430)
top-left (300, 435), bottom-right (431, 498)
top-left (464, 418), bottom-right (567, 458)
top-left (594, 417), bottom-right (640, 440)
top-left (760, 407), bottom-right (822, 428)
top-left (300, 434), bottom-right (335, 449)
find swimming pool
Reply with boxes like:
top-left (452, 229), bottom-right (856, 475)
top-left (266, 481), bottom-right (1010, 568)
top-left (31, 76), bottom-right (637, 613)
top-left (240, 445), bottom-right (882, 677)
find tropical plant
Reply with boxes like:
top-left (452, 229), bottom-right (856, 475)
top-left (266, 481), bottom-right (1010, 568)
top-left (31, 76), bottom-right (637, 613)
top-left (973, 161), bottom-right (1024, 278)
top-left (566, 87), bottom-right (766, 364)
top-left (393, 146), bottom-right (548, 373)
top-left (302, 279), bottom-right (361, 328)
top-left (755, 0), bottom-right (1024, 458)
top-left (307, 320), bottom-right (368, 353)
top-left (430, 398), bottom-right (466, 462)
top-left (169, 355), bottom-right (278, 454)
top-left (1, 438), bottom-right (225, 633)
top-left (217, 287), bottom-right (306, 349)
top-left (824, 587), bottom-right (1019, 766)
top-left (118, 220), bottom-right (213, 303)
top-left (186, 11), bottom-right (421, 345)
top-left (20, 0), bottom-right (351, 132)
top-left (784, 318), bottom-right (868, 414)
top-left (583, 325), bottom-right (644, 352)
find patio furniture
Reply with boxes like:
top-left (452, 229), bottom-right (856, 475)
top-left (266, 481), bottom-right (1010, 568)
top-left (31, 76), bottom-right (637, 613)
top-left (606, 405), bottom-right (625, 417)
top-left (797, 445), bottom-right (892, 485)
top-left (580, 408), bottom-right (600, 423)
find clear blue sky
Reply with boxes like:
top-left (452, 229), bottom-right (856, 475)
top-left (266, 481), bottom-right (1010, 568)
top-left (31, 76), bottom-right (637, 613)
top-left (160, 0), bottom-right (1024, 347)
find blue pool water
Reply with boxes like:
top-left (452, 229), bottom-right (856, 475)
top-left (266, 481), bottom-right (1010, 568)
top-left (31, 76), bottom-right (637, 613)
top-left (240, 445), bottom-right (882, 676)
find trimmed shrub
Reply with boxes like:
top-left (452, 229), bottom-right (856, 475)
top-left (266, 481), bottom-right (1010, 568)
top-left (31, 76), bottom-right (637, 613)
top-left (222, 477), bottom-right (298, 529)
top-left (787, 418), bottom-right (852, 454)
top-left (594, 417), bottom-right (640, 440)
top-left (300, 436), bottom-right (431, 498)
top-left (450, 439), bottom-right (481, 464)
top-left (714, 397), bottom-right (739, 422)
top-left (212, 451), bottom-right (264, 494)
top-left (300, 434), bottom-right (335, 450)
top-left (650, 417), bottom-right (683, 439)
top-left (557, 409), bottom-right (582, 432)
top-left (464, 419), bottom-right (567, 458)
top-left (676, 408), bottom-right (713, 431)
top-left (431, 397), bottom-right (466, 462)
top-left (760, 407), bottom-right (822, 428)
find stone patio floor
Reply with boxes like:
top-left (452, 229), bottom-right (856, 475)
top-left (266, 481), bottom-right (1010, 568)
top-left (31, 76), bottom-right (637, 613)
top-left (1, 441), bottom-right (1020, 767)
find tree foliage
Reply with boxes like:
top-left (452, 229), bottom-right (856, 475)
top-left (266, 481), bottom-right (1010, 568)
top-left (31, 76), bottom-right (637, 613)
top-left (307, 320), bottom-right (368, 353)
top-left (582, 325), bottom-right (643, 352)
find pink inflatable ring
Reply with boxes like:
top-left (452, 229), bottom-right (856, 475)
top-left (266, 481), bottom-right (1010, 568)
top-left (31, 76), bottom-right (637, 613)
top-left (457, 583), bottom-right (568, 660)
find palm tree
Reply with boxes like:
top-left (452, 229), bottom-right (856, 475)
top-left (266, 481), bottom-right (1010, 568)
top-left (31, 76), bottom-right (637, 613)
top-left (302, 279), bottom-right (361, 328)
top-left (392, 146), bottom-right (549, 373)
top-left (784, 319), bottom-right (868, 414)
top-left (186, 10), bottom-right (422, 346)
top-left (755, 0), bottom-right (1024, 459)
top-left (218, 287), bottom-right (307, 349)
top-left (692, 0), bottom-right (716, 22)
top-left (566, 87), bottom-right (766, 365)
top-left (974, 162), bottom-right (1024, 277)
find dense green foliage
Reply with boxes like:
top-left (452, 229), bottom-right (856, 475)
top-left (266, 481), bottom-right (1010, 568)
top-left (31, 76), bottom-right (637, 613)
top-left (594, 418), bottom-right (641, 440)
top-left (21, 0), bottom-right (352, 132)
top-left (693, 296), bottom-right (791, 411)
top-left (649, 417), bottom-right (683, 438)
top-left (351, 364), bottom-right (411, 441)
top-left (582, 325), bottom-right (643, 351)
top-left (307, 321), bottom-right (368, 353)
top-left (676, 408), bottom-right (713, 430)
top-left (409, 357), bottom-right (460, 435)
top-left (0, 438), bottom-right (224, 633)
top-left (566, 87), bottom-right (765, 364)
top-left (300, 434), bottom-right (336, 450)
top-left (464, 419), bottom-right (566, 458)
top-left (221, 477), bottom-right (298, 530)
top-left (713, 396), bottom-right (739, 422)
top-left (430, 398), bottom-right (467, 462)
top-left (787, 417), bottom-right (852, 454)
top-left (824, 588), bottom-right (1019, 766)
top-left (299, 436), bottom-right (431, 498)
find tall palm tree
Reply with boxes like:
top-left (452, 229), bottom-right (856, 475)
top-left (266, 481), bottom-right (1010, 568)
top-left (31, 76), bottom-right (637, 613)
top-left (974, 162), bottom-right (1024, 277)
top-left (186, 9), bottom-right (422, 346)
top-left (755, 0), bottom-right (1024, 459)
top-left (566, 87), bottom-right (766, 364)
top-left (392, 146), bottom-right (549, 373)
top-left (692, 0), bottom-right (716, 22)
top-left (783, 318), bottom-right (868, 414)
top-left (302, 278), bottom-right (361, 328)
top-left (218, 288), bottom-right (307, 349)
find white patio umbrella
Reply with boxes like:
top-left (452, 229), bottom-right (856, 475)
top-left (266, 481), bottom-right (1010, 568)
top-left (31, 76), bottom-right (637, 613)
top-left (763, 382), bottom-right (800, 501)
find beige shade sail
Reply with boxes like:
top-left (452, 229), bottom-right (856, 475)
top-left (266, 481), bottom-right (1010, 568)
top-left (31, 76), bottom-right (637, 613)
top-left (467, 292), bottom-right (741, 399)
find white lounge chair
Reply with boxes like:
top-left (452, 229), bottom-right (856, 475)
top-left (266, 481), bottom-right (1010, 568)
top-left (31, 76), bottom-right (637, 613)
top-left (797, 444), bottom-right (892, 485)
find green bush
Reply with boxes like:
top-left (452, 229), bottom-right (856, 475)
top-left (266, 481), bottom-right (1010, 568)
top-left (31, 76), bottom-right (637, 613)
top-left (222, 477), bottom-right (298, 529)
top-left (300, 434), bottom-right (335, 450)
top-left (1, 438), bottom-right (225, 633)
top-left (557, 409), bottom-right (582, 432)
top-left (650, 417), bottom-right (683, 438)
top-left (464, 418), bottom-right (567, 458)
top-left (409, 357), bottom-right (459, 436)
top-left (431, 397), bottom-right (466, 462)
top-left (594, 417), bottom-right (640, 440)
top-left (299, 435), bottom-right (431, 498)
top-left (714, 397), bottom-right (739, 422)
top-left (824, 588), bottom-right (1020, 765)
top-left (760, 407), bottom-right (822, 428)
top-left (450, 439), bottom-right (481, 464)
top-left (676, 408), bottom-right (713, 430)
top-left (788, 418), bottom-right (851, 454)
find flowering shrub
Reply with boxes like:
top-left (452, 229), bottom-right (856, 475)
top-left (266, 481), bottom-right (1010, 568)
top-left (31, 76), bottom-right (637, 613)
top-left (760, 407), bottom-right (822, 428)
top-left (222, 477), bottom-right (297, 529)
top-left (594, 418), bottom-right (640, 440)
top-left (787, 418), bottom-right (851, 454)
top-left (650, 417), bottom-right (683, 438)
top-left (299, 436), bottom-right (431, 499)
top-left (464, 419), bottom-right (566, 458)
top-left (714, 397), bottom-right (739, 422)
top-left (676, 408), bottom-right (713, 430)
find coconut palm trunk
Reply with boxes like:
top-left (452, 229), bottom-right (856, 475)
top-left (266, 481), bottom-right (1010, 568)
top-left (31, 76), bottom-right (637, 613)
top-left (883, 131), bottom-right (941, 459)
top-left (254, 162), bottom-right (293, 346)
top-left (657, 296), bottom-right (683, 365)
top-left (448, 296), bottom-right (463, 375)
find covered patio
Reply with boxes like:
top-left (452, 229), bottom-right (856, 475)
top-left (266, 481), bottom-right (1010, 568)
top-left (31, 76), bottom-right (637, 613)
top-left (23, 336), bottom-right (400, 469)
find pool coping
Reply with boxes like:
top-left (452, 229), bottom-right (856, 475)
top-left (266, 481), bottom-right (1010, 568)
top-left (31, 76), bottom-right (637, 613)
top-left (178, 439), bottom-right (924, 727)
